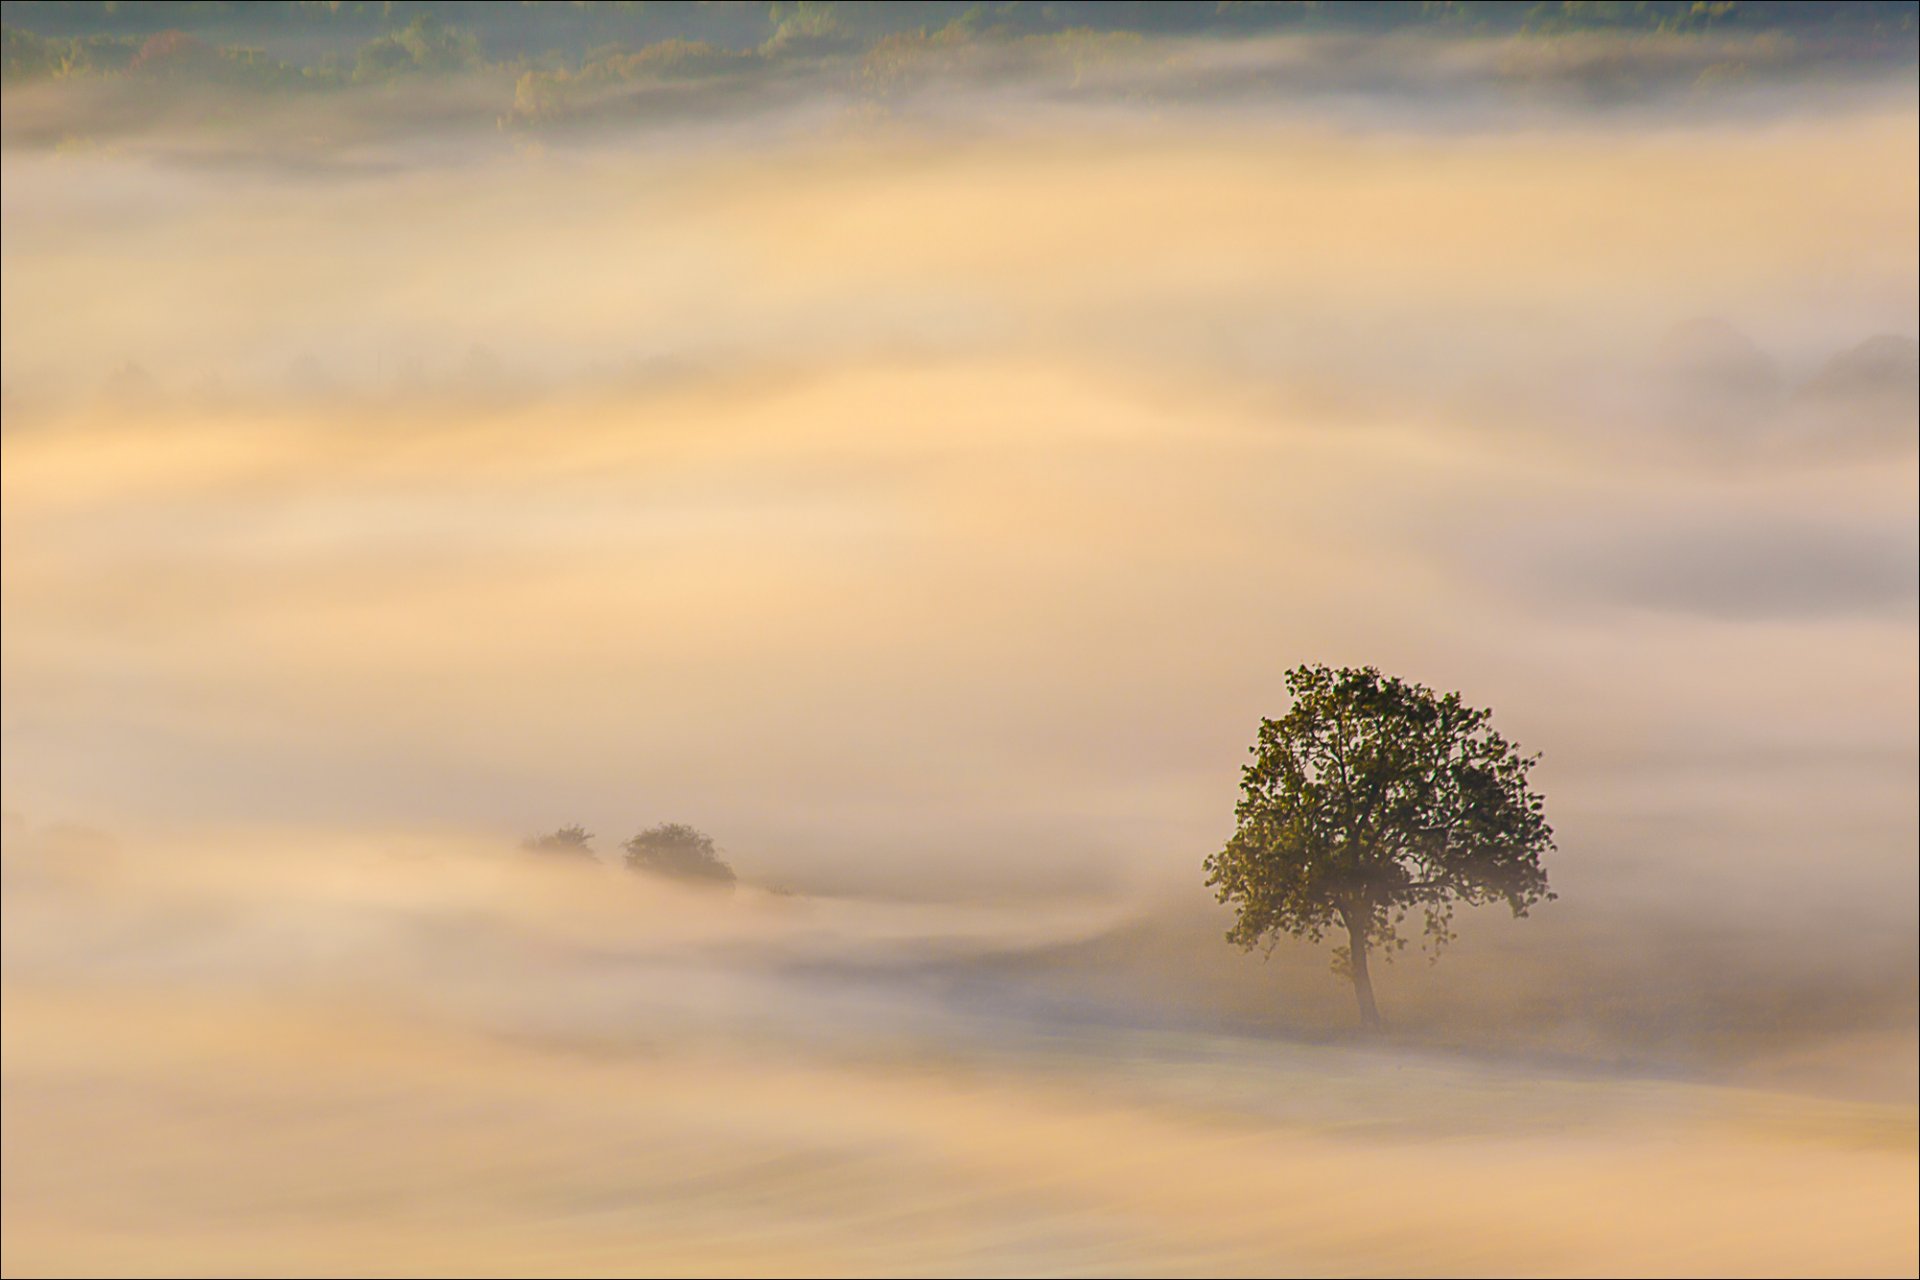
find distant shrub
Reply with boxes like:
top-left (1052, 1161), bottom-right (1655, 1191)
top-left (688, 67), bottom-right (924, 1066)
top-left (622, 823), bottom-right (735, 888)
top-left (521, 824), bottom-right (599, 862)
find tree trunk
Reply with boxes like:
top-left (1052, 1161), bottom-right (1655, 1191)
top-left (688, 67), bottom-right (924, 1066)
top-left (1344, 906), bottom-right (1381, 1029)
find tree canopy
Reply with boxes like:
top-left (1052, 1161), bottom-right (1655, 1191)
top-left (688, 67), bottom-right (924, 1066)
top-left (1204, 663), bottom-right (1554, 1027)
top-left (623, 822), bottom-right (735, 888)
top-left (521, 823), bottom-right (598, 861)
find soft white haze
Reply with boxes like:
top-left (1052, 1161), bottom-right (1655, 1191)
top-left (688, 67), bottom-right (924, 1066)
top-left (3, 33), bottom-right (1916, 1278)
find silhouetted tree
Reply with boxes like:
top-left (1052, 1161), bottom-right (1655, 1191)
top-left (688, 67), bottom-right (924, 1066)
top-left (1205, 664), bottom-right (1554, 1028)
top-left (623, 823), bottom-right (734, 888)
top-left (521, 824), bottom-right (598, 862)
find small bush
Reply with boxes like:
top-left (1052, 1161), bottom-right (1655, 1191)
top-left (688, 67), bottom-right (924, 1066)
top-left (623, 823), bottom-right (734, 888)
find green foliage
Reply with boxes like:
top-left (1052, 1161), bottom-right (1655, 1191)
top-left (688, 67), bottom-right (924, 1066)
top-left (578, 38), bottom-right (746, 82)
top-left (763, 1), bottom-right (857, 57)
top-left (503, 36), bottom-right (753, 127)
top-left (623, 822), bottom-right (736, 888)
top-left (351, 13), bottom-right (482, 83)
top-left (127, 30), bottom-right (218, 77)
top-left (1523, 0), bottom-right (1735, 34)
top-left (522, 823), bottom-right (599, 860)
top-left (1, 26), bottom-right (141, 80)
top-left (3, 22), bottom-right (316, 90)
top-left (1205, 664), bottom-right (1554, 1012)
top-left (121, 29), bottom-right (312, 90)
top-left (858, 14), bottom-right (989, 96)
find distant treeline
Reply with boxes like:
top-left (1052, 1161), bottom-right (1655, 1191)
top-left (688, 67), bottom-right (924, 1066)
top-left (4, 2), bottom-right (1915, 101)
top-left (5, 3), bottom-right (1918, 54)
top-left (524, 822), bottom-right (742, 889)
top-left (3, 3), bottom-right (1915, 148)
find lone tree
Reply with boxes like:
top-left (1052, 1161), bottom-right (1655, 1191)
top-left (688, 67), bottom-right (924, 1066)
top-left (1204, 664), bottom-right (1554, 1028)
top-left (623, 823), bottom-right (735, 888)
top-left (522, 824), bottom-right (598, 861)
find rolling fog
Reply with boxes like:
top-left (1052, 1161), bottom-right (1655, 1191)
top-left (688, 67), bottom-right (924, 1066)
top-left (3, 35), bottom-right (1917, 1277)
